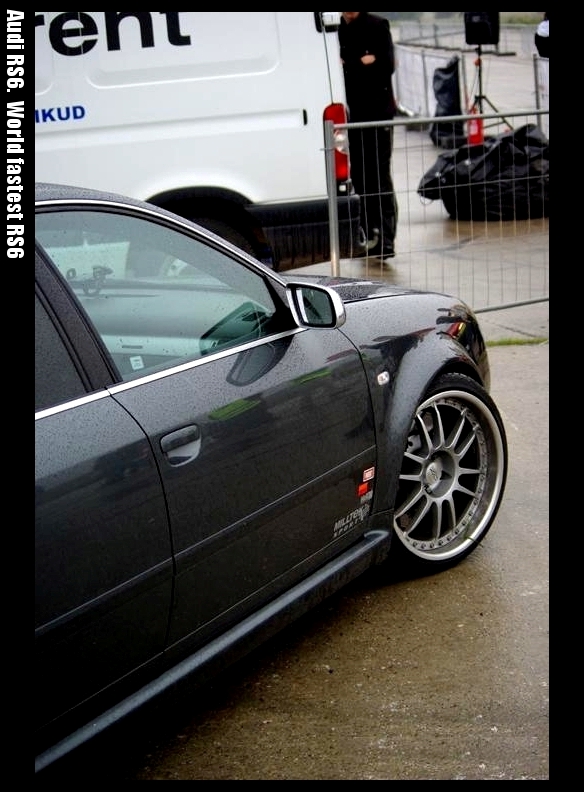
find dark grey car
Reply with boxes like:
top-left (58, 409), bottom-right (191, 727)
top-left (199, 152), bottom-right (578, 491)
top-left (35, 182), bottom-right (508, 774)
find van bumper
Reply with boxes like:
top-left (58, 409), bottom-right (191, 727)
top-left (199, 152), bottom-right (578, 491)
top-left (248, 194), bottom-right (361, 271)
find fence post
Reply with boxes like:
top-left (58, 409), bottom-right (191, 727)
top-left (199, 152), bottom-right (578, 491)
top-left (324, 118), bottom-right (341, 277)
top-left (533, 54), bottom-right (542, 133)
top-left (421, 49), bottom-right (431, 117)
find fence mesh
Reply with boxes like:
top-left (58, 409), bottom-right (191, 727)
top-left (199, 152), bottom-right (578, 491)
top-left (307, 35), bottom-right (550, 314)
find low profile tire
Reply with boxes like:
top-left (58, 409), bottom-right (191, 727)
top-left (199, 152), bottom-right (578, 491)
top-left (392, 372), bottom-right (508, 572)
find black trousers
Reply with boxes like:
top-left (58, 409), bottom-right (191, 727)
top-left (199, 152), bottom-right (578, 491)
top-left (349, 125), bottom-right (398, 253)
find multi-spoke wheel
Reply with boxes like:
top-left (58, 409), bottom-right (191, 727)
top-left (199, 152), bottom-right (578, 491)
top-left (392, 372), bottom-right (508, 570)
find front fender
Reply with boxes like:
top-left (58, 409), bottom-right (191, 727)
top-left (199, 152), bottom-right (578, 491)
top-left (339, 293), bottom-right (489, 512)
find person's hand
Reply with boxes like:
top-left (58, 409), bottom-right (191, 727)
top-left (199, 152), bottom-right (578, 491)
top-left (361, 53), bottom-right (376, 65)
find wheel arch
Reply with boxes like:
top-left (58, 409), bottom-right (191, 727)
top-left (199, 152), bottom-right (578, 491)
top-left (373, 336), bottom-right (486, 514)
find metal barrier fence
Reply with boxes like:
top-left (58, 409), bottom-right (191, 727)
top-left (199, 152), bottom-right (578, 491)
top-left (395, 21), bottom-right (542, 59)
top-left (322, 36), bottom-right (549, 314)
top-left (324, 109), bottom-right (549, 314)
top-left (394, 44), bottom-right (549, 140)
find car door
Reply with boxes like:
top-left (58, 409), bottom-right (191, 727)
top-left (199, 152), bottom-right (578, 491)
top-left (35, 252), bottom-right (174, 744)
top-left (35, 205), bottom-right (376, 658)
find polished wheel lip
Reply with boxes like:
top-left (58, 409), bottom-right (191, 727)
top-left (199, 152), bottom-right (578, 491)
top-left (393, 387), bottom-right (506, 563)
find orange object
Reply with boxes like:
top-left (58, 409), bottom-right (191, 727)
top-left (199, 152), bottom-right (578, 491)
top-left (467, 106), bottom-right (484, 145)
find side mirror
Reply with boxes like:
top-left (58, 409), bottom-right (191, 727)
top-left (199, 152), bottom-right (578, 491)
top-left (286, 282), bottom-right (346, 329)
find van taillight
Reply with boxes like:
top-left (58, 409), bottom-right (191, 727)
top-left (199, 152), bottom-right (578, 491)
top-left (324, 103), bottom-right (350, 183)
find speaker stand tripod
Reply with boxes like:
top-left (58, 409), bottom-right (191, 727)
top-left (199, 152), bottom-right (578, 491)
top-left (468, 45), bottom-right (512, 130)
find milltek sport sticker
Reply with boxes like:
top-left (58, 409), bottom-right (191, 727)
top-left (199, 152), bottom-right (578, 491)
top-left (333, 502), bottom-right (371, 539)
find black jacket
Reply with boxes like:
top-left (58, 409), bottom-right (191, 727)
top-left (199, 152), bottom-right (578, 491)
top-left (534, 13), bottom-right (549, 58)
top-left (338, 12), bottom-right (396, 122)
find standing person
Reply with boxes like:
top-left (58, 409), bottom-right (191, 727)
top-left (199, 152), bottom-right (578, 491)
top-left (339, 11), bottom-right (398, 262)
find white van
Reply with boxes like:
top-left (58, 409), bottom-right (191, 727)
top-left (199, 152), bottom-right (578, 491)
top-left (34, 11), bottom-right (360, 270)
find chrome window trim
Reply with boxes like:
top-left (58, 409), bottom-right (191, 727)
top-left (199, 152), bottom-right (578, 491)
top-left (35, 326), bottom-right (305, 420)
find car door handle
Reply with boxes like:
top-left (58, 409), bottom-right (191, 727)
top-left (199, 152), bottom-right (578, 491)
top-left (160, 425), bottom-right (201, 466)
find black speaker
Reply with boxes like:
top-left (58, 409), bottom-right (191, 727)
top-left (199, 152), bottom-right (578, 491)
top-left (464, 12), bottom-right (500, 46)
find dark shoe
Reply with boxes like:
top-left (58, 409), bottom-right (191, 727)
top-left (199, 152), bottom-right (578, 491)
top-left (369, 242), bottom-right (395, 260)
top-left (379, 254), bottom-right (396, 267)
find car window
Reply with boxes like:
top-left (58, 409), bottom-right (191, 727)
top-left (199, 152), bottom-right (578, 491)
top-left (35, 293), bottom-right (87, 412)
top-left (35, 209), bottom-right (281, 381)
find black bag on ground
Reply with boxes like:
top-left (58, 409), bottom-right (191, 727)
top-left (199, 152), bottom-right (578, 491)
top-left (418, 124), bottom-right (549, 220)
top-left (429, 56), bottom-right (467, 149)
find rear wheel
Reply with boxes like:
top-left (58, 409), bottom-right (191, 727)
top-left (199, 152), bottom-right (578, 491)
top-left (391, 372), bottom-right (507, 572)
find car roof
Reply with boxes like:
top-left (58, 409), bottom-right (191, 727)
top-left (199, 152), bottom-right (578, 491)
top-left (35, 181), bottom-right (153, 210)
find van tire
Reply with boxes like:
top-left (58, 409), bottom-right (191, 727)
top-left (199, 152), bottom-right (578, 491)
top-left (192, 217), bottom-right (255, 258)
